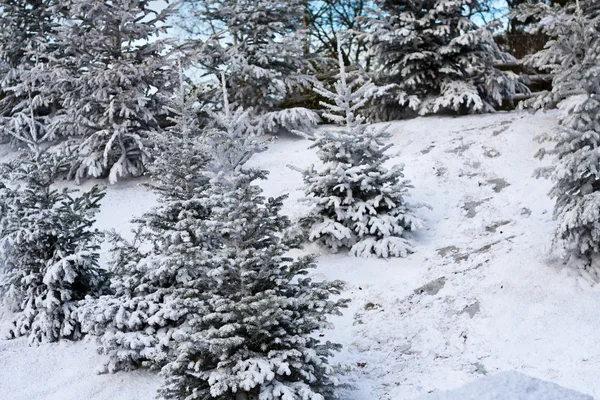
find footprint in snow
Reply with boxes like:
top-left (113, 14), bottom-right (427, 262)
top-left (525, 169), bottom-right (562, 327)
top-left (462, 198), bottom-right (490, 218)
top-left (482, 146), bottom-right (501, 158)
top-left (485, 178), bottom-right (510, 193)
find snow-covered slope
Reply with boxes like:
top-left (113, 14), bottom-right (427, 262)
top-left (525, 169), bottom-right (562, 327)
top-left (1, 110), bottom-right (598, 399)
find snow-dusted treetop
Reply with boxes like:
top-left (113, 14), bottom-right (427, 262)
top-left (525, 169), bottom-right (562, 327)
top-left (183, 0), bottom-right (321, 135)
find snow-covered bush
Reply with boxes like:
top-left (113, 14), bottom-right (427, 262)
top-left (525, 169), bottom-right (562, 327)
top-left (160, 156), bottom-right (348, 400)
top-left (362, 0), bottom-right (526, 120)
top-left (50, 0), bottom-right (179, 183)
top-left (0, 152), bottom-right (107, 343)
top-left (298, 39), bottom-right (422, 258)
top-left (533, 6), bottom-right (600, 270)
top-left (181, 0), bottom-right (321, 135)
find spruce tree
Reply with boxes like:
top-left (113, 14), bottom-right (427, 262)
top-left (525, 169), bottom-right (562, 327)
top-left (519, 0), bottom-right (600, 110)
top-left (532, 3), bottom-right (600, 269)
top-left (363, 0), bottom-right (526, 119)
top-left (0, 0), bottom-right (62, 148)
top-left (160, 149), bottom-right (348, 400)
top-left (78, 87), bottom-right (214, 372)
top-left (181, 0), bottom-right (321, 135)
top-left (77, 77), bottom-right (262, 373)
top-left (0, 151), bottom-right (107, 343)
top-left (79, 138), bottom-right (214, 372)
top-left (298, 39), bottom-right (422, 258)
top-left (50, 0), bottom-right (180, 183)
top-left (81, 80), bottom-right (349, 400)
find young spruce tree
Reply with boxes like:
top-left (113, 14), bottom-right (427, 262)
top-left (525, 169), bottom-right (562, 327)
top-left (0, 151), bottom-right (106, 343)
top-left (298, 39), bottom-right (422, 258)
top-left (203, 73), bottom-right (265, 174)
top-left (78, 79), bottom-right (214, 372)
top-left (363, 0), bottom-right (526, 119)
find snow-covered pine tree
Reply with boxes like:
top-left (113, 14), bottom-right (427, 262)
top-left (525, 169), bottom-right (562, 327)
top-left (532, 4), bottom-right (600, 271)
top-left (518, 0), bottom-right (600, 110)
top-left (362, 0), bottom-right (526, 119)
top-left (0, 0), bottom-right (62, 148)
top-left (160, 152), bottom-right (348, 400)
top-left (50, 0), bottom-right (180, 183)
top-left (297, 38), bottom-right (422, 258)
top-left (78, 85), bottom-right (215, 372)
top-left (181, 0), bottom-right (321, 135)
top-left (0, 151), bottom-right (107, 343)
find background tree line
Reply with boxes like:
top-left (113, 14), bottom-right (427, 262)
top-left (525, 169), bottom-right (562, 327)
top-left (0, 0), bottom-right (583, 182)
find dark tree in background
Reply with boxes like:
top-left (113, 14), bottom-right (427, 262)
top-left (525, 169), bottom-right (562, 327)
top-left (179, 0), bottom-right (321, 135)
top-left (0, 0), bottom-right (62, 148)
top-left (51, 0), bottom-right (180, 183)
top-left (362, 0), bottom-right (526, 119)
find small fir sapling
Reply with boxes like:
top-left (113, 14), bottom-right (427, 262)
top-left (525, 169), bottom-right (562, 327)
top-left (203, 72), bottom-right (265, 174)
top-left (297, 38), bottom-right (422, 258)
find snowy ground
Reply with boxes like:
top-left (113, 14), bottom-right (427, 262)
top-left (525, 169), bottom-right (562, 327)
top-left (417, 371), bottom-right (593, 400)
top-left (1, 110), bottom-right (598, 399)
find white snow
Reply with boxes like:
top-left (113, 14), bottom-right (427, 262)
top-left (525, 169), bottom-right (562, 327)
top-left (417, 371), bottom-right (592, 399)
top-left (1, 110), bottom-right (599, 399)
top-left (0, 337), bottom-right (160, 400)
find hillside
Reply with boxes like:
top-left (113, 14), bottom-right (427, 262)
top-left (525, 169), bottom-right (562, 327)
top-left (1, 110), bottom-right (598, 400)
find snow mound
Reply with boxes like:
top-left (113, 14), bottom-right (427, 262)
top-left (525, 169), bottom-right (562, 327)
top-left (418, 371), bottom-right (592, 400)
